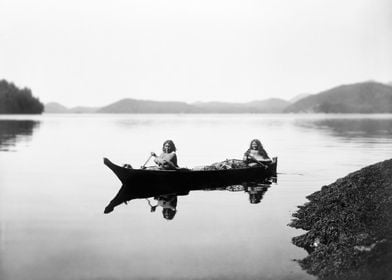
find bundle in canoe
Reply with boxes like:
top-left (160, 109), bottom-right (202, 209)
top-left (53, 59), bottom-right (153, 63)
top-left (103, 157), bottom-right (277, 213)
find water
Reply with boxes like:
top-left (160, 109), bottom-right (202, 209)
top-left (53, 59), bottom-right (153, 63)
top-left (1, 114), bottom-right (391, 280)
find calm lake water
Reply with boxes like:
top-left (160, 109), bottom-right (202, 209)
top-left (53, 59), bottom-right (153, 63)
top-left (1, 114), bottom-right (392, 280)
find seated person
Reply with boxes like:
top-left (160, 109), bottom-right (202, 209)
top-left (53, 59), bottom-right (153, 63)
top-left (151, 140), bottom-right (178, 170)
top-left (243, 139), bottom-right (272, 167)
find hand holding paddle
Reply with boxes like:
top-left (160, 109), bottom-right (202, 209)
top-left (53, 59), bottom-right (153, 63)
top-left (141, 153), bottom-right (154, 169)
top-left (146, 198), bottom-right (157, 212)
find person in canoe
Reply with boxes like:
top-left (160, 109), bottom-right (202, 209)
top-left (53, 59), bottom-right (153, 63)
top-left (243, 139), bottom-right (272, 167)
top-left (151, 140), bottom-right (179, 170)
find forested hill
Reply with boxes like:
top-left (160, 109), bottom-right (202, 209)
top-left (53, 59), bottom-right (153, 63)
top-left (0, 80), bottom-right (44, 114)
top-left (284, 82), bottom-right (392, 113)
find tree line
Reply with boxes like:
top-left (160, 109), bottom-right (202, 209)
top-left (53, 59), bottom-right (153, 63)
top-left (0, 79), bottom-right (44, 114)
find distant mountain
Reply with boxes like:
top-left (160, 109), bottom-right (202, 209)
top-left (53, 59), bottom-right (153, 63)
top-left (68, 106), bottom-right (98, 113)
top-left (44, 102), bottom-right (98, 113)
top-left (95, 98), bottom-right (290, 113)
top-left (193, 98), bottom-right (290, 113)
top-left (45, 102), bottom-right (69, 113)
top-left (284, 82), bottom-right (392, 113)
top-left (289, 93), bottom-right (311, 103)
top-left (97, 98), bottom-right (197, 113)
top-left (191, 101), bottom-right (244, 113)
top-left (46, 81), bottom-right (392, 114)
top-left (247, 98), bottom-right (291, 113)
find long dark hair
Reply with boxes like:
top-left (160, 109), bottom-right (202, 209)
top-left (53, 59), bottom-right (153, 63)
top-left (162, 195), bottom-right (177, 220)
top-left (162, 140), bottom-right (176, 152)
top-left (163, 208), bottom-right (177, 220)
top-left (245, 139), bottom-right (269, 158)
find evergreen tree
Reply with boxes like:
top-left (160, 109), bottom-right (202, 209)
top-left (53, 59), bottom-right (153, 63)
top-left (0, 80), bottom-right (44, 114)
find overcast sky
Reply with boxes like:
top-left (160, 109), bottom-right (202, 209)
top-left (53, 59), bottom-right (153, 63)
top-left (0, 0), bottom-right (391, 107)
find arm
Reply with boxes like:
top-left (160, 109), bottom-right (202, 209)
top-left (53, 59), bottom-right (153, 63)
top-left (259, 149), bottom-right (272, 163)
top-left (151, 152), bottom-right (165, 166)
top-left (162, 153), bottom-right (178, 169)
top-left (244, 151), bottom-right (258, 162)
top-left (153, 154), bottom-right (162, 165)
top-left (154, 152), bottom-right (178, 169)
top-left (246, 151), bottom-right (272, 164)
top-left (146, 198), bottom-right (157, 212)
top-left (254, 154), bottom-right (272, 164)
top-left (258, 157), bottom-right (272, 163)
top-left (252, 153), bottom-right (272, 163)
top-left (152, 152), bottom-right (167, 165)
top-left (243, 150), bottom-right (250, 161)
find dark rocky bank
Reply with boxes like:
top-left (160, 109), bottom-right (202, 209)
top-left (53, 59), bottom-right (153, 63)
top-left (290, 159), bottom-right (392, 280)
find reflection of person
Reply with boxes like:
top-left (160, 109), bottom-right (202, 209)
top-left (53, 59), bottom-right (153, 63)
top-left (243, 139), bottom-right (272, 167)
top-left (151, 140), bottom-right (178, 170)
top-left (149, 194), bottom-right (177, 220)
top-left (244, 184), bottom-right (270, 204)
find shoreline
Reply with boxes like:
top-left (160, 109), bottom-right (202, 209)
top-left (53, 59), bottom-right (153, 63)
top-left (290, 159), bottom-right (392, 280)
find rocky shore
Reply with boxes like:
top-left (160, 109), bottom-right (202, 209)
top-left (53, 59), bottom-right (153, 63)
top-left (290, 159), bottom-right (392, 280)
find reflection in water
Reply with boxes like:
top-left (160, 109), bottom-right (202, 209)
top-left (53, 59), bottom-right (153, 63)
top-left (0, 120), bottom-right (40, 151)
top-left (8, 115), bottom-right (391, 280)
top-left (115, 180), bottom-right (273, 220)
top-left (244, 182), bottom-right (271, 204)
top-left (115, 118), bottom-right (153, 129)
top-left (147, 194), bottom-right (179, 220)
top-left (296, 118), bottom-right (392, 140)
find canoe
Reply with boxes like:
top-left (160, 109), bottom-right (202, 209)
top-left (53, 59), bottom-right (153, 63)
top-left (103, 157), bottom-right (277, 213)
top-left (104, 157), bottom-right (277, 188)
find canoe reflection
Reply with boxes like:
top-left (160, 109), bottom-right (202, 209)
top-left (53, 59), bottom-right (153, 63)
top-left (104, 179), bottom-right (274, 219)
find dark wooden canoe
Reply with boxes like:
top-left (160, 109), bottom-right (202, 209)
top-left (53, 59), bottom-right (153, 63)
top-left (104, 157), bottom-right (277, 188)
top-left (103, 157), bottom-right (277, 213)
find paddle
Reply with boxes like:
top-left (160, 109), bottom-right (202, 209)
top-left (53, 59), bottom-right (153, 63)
top-left (141, 153), bottom-right (154, 169)
top-left (146, 198), bottom-right (157, 212)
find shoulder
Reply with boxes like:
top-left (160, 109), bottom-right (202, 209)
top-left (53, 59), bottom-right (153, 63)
top-left (169, 152), bottom-right (177, 158)
top-left (163, 151), bottom-right (176, 159)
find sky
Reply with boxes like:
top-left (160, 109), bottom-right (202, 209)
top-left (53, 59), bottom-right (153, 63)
top-left (0, 0), bottom-right (391, 107)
